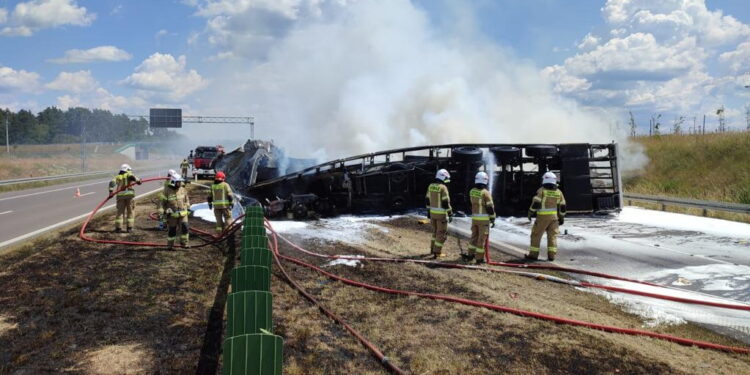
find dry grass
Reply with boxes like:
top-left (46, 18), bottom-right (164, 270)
top-left (270, 217), bottom-right (750, 374)
top-left (0, 143), bottom-right (176, 180)
top-left (626, 132), bottom-right (750, 204)
top-left (0, 186), bottom-right (227, 374)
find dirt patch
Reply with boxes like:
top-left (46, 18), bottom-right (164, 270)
top-left (83, 344), bottom-right (154, 374)
top-left (0, 186), bottom-right (230, 374)
top-left (270, 216), bottom-right (750, 375)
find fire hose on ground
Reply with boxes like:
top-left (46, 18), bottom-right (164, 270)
top-left (264, 219), bottom-right (750, 356)
top-left (77, 186), bottom-right (749, 372)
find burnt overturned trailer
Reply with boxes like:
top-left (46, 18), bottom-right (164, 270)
top-left (228, 143), bottom-right (622, 219)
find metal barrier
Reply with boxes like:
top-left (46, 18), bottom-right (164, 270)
top-left (0, 170), bottom-right (110, 186)
top-left (623, 192), bottom-right (750, 215)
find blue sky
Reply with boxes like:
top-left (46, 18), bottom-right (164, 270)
top-left (1, 0), bottom-right (750, 146)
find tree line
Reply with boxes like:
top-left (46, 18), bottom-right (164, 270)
top-left (0, 107), bottom-right (179, 145)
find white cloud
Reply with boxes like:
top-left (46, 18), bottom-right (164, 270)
top-left (1, 0), bottom-right (95, 37)
top-left (719, 41), bottom-right (750, 73)
top-left (110, 4), bottom-right (123, 15)
top-left (56, 88), bottom-right (146, 112)
top-left (122, 53), bottom-right (207, 101)
top-left (0, 65), bottom-right (40, 92)
top-left (45, 70), bottom-right (98, 93)
top-left (0, 9), bottom-right (8, 24)
top-left (546, 0), bottom-right (750, 120)
top-left (48, 45), bottom-right (132, 64)
top-left (188, 0), bottom-right (348, 58)
top-left (155, 29), bottom-right (168, 38)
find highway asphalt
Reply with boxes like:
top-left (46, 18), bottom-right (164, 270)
top-left (0, 170), bottom-right (168, 250)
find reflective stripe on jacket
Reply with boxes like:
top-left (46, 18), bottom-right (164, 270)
top-left (470, 188), bottom-right (495, 221)
top-left (529, 187), bottom-right (566, 217)
top-left (210, 182), bottom-right (234, 209)
top-left (426, 183), bottom-right (451, 215)
top-left (161, 186), bottom-right (190, 217)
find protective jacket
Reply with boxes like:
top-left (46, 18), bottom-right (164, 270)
top-left (109, 171), bottom-right (141, 200)
top-left (208, 181), bottom-right (234, 209)
top-left (425, 182), bottom-right (452, 217)
top-left (528, 187), bottom-right (567, 218)
top-left (161, 186), bottom-right (190, 219)
top-left (470, 187), bottom-right (495, 221)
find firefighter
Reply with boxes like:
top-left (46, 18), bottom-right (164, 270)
top-left (208, 171), bottom-right (234, 234)
top-left (157, 169), bottom-right (177, 230)
top-left (161, 173), bottom-right (190, 249)
top-left (526, 172), bottom-right (566, 261)
top-left (463, 171), bottom-right (495, 264)
top-left (425, 168), bottom-right (453, 258)
top-left (108, 163), bottom-right (142, 232)
top-left (180, 158), bottom-right (190, 179)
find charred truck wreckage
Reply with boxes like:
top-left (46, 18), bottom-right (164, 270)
top-left (215, 140), bottom-right (622, 219)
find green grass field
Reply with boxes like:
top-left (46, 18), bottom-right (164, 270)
top-left (624, 132), bottom-right (750, 204)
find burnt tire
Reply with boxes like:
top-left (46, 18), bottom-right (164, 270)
top-left (525, 145), bottom-right (558, 158)
top-left (490, 146), bottom-right (521, 165)
top-left (452, 146), bottom-right (483, 163)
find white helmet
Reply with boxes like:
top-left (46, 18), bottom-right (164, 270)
top-left (475, 171), bottom-right (489, 185)
top-left (169, 173), bottom-right (183, 186)
top-left (435, 169), bottom-right (451, 183)
top-left (542, 171), bottom-right (557, 185)
top-left (120, 163), bottom-right (132, 172)
top-left (167, 169), bottom-right (176, 177)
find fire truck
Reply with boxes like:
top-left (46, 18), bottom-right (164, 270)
top-left (191, 145), bottom-right (225, 179)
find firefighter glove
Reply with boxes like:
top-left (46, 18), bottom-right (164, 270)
top-left (490, 218), bottom-right (496, 228)
top-left (448, 214), bottom-right (453, 223)
top-left (165, 208), bottom-right (173, 215)
top-left (136, 180), bottom-right (142, 185)
top-left (527, 211), bottom-right (533, 222)
top-left (208, 202), bottom-right (213, 210)
top-left (426, 210), bottom-right (431, 219)
top-left (558, 216), bottom-right (564, 226)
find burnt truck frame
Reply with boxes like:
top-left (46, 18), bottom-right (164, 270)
top-left (244, 143), bottom-right (622, 219)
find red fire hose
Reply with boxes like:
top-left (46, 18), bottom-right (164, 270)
top-left (265, 220), bottom-right (750, 355)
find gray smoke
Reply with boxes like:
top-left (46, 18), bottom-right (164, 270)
top-left (198, 0), bottom-right (647, 173)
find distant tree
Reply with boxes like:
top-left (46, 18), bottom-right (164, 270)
top-left (672, 116), bottom-right (684, 135)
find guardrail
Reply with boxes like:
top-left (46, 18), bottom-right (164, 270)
top-left (623, 192), bottom-right (750, 215)
top-left (0, 170), bottom-right (111, 186)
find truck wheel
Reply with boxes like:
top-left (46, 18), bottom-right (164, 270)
top-left (525, 145), bottom-right (558, 158)
top-left (452, 146), bottom-right (483, 163)
top-left (490, 146), bottom-right (521, 165)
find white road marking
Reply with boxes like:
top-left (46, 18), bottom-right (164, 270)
top-left (0, 210), bottom-right (12, 215)
top-left (0, 171), bottom-right (164, 202)
top-left (78, 192), bottom-right (95, 197)
top-left (0, 180), bottom-right (108, 202)
top-left (0, 186), bottom-right (162, 251)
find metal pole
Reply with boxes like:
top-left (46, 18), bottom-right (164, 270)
top-left (251, 119), bottom-right (255, 139)
top-left (80, 116), bottom-right (86, 173)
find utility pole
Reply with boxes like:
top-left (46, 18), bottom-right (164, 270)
top-left (80, 115), bottom-right (86, 173)
top-left (746, 106), bottom-right (750, 131)
top-left (717, 106), bottom-right (726, 133)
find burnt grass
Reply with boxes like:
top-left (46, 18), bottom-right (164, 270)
top-left (271, 217), bottom-right (750, 375)
top-left (0, 187), bottom-right (230, 374)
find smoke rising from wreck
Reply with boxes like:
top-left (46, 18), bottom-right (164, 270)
top-left (202, 0), bottom-right (647, 173)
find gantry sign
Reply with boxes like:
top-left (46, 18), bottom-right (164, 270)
top-left (141, 108), bottom-right (256, 138)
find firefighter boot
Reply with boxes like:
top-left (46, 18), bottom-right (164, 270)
top-left (461, 253), bottom-right (475, 263)
top-left (525, 251), bottom-right (539, 261)
top-left (475, 253), bottom-right (485, 265)
top-left (547, 249), bottom-right (557, 261)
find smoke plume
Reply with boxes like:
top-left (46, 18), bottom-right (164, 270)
top-left (199, 0), bottom-right (647, 173)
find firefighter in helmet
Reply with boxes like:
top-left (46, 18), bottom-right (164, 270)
top-left (161, 173), bottom-right (190, 249)
top-left (464, 171), bottom-right (495, 264)
top-left (156, 169), bottom-right (177, 230)
top-left (208, 171), bottom-right (234, 234)
top-left (180, 158), bottom-right (190, 180)
top-left (425, 168), bottom-right (453, 258)
top-left (526, 172), bottom-right (566, 261)
top-left (108, 163), bottom-right (142, 232)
